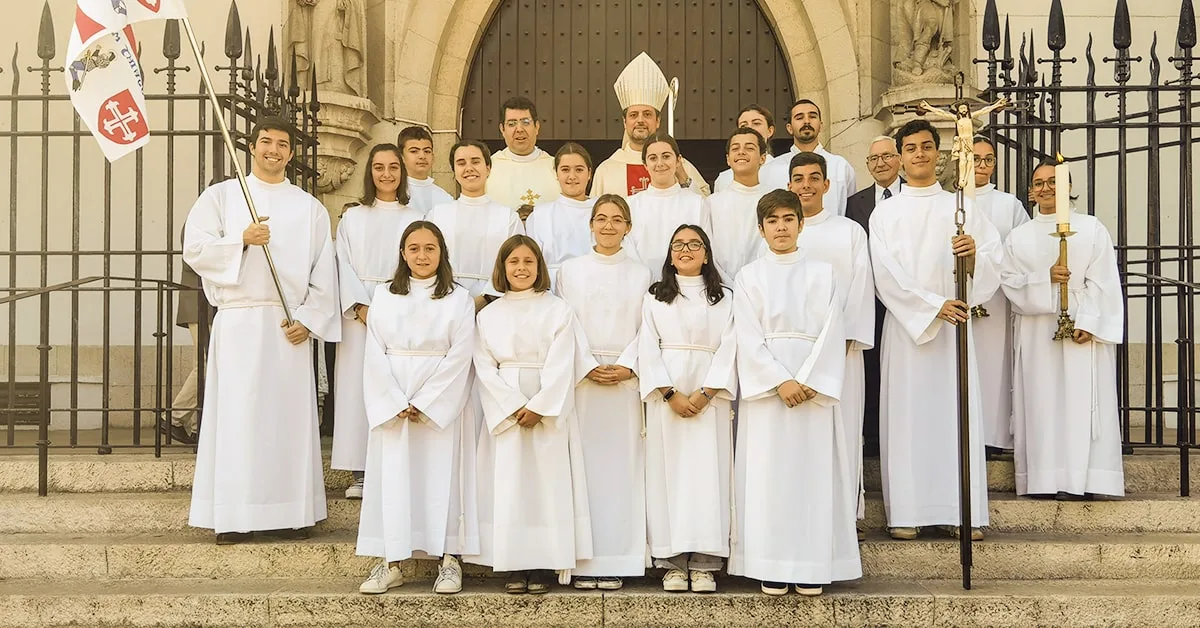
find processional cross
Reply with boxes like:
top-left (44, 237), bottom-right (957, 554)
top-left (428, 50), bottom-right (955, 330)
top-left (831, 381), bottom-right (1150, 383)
top-left (518, 189), bottom-right (540, 221)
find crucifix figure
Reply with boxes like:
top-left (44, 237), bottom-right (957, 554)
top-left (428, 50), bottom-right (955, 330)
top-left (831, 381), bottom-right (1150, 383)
top-left (918, 97), bottom-right (1008, 200)
top-left (517, 188), bottom-right (540, 221)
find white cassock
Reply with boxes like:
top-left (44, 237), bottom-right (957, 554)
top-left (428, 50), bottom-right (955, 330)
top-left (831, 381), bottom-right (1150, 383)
top-left (713, 158), bottom-right (773, 194)
top-left (556, 248), bottom-right (652, 576)
top-left (487, 147), bottom-right (561, 211)
top-left (638, 277), bottom-right (738, 562)
top-left (425, 195), bottom-right (524, 297)
top-left (356, 280), bottom-right (481, 561)
top-left (526, 196), bottom-right (596, 291)
top-left (869, 183), bottom-right (1001, 527)
top-left (728, 250), bottom-right (861, 584)
top-left (592, 143), bottom-right (710, 197)
top-left (627, 184), bottom-right (714, 281)
top-left (468, 290), bottom-right (593, 571)
top-left (407, 177), bottom-right (454, 215)
top-left (331, 201), bottom-right (424, 471)
top-left (973, 183), bottom-right (1031, 449)
top-left (184, 175), bottom-right (341, 533)
top-left (797, 210), bottom-right (875, 519)
top-left (759, 145), bottom-right (856, 216)
top-left (708, 181), bottom-right (768, 282)
top-left (1001, 211), bottom-right (1125, 497)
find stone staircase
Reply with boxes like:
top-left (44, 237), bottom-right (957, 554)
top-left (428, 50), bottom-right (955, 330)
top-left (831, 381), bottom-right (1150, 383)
top-left (0, 452), bottom-right (1198, 627)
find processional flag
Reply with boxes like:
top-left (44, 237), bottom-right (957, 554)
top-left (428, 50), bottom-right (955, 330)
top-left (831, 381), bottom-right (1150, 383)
top-left (65, 0), bottom-right (188, 162)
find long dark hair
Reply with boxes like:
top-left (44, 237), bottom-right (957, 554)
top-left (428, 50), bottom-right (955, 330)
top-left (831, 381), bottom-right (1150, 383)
top-left (390, 221), bottom-right (455, 299)
top-left (359, 143), bottom-right (411, 207)
top-left (650, 224), bottom-right (726, 305)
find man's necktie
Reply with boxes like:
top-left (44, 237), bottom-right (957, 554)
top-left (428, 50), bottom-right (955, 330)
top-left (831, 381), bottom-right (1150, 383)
top-left (882, 188), bottom-right (893, 200)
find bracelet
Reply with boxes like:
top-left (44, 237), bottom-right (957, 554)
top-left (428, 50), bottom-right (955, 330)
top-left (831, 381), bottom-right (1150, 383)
top-left (701, 389), bottom-right (714, 401)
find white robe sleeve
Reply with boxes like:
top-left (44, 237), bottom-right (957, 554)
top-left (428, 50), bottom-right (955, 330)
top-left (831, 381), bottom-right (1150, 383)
top-left (408, 293), bottom-right (478, 429)
top-left (733, 275), bottom-right (794, 401)
top-left (869, 220), bottom-right (948, 345)
top-left (182, 185), bottom-right (247, 289)
top-left (524, 306), bottom-right (579, 424)
top-left (793, 285), bottom-right (847, 407)
top-left (637, 295), bottom-right (675, 399)
top-left (701, 293), bottom-right (738, 399)
top-left (844, 224), bottom-right (876, 349)
top-left (1073, 222), bottom-right (1124, 345)
top-left (966, 208), bottom-right (1004, 308)
top-left (999, 231), bottom-right (1057, 317)
top-left (362, 304), bottom-right (411, 430)
top-left (474, 323), bottom-right (527, 436)
top-left (508, 209), bottom-right (526, 237)
top-left (335, 217), bottom-right (371, 319)
top-left (292, 202), bottom-right (342, 342)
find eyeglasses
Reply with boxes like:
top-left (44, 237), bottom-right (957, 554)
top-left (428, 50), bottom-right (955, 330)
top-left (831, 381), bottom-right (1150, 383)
top-left (866, 153), bottom-right (899, 165)
top-left (1031, 178), bottom-right (1058, 191)
top-left (974, 155), bottom-right (997, 167)
top-left (670, 241), bottom-right (705, 252)
top-left (591, 216), bottom-right (628, 227)
top-left (504, 118), bottom-right (535, 128)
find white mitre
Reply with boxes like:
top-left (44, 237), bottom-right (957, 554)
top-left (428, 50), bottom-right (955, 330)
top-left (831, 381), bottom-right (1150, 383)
top-left (614, 52), bottom-right (670, 110)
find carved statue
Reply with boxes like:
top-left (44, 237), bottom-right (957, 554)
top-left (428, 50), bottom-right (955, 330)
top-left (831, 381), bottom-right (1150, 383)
top-left (288, 0), bottom-right (367, 98)
top-left (918, 97), bottom-right (1009, 196)
top-left (896, 0), bottom-right (956, 81)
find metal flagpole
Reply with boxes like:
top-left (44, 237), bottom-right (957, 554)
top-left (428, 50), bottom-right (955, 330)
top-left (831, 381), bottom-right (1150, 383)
top-left (179, 17), bottom-right (294, 326)
top-left (953, 189), bottom-right (974, 590)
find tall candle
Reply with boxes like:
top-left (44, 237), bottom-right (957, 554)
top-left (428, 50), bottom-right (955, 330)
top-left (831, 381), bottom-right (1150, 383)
top-left (1055, 156), bottom-right (1070, 226)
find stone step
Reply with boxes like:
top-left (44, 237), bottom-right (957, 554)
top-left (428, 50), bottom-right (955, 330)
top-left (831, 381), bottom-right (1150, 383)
top-left (1, 577), bottom-right (1199, 627)
top-left (3, 491), bottom-right (1198, 536)
top-left (2, 450), bottom-right (1197, 494)
top-left (2, 531), bottom-right (1198, 582)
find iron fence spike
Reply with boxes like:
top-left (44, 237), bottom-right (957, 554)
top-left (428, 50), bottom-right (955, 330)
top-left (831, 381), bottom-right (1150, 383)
top-left (1115, 0), bottom-right (1133, 50)
top-left (224, 0), bottom-right (243, 60)
top-left (36, 2), bottom-right (54, 61)
top-left (1048, 0), bottom-right (1067, 51)
top-left (982, 0), bottom-right (1001, 51)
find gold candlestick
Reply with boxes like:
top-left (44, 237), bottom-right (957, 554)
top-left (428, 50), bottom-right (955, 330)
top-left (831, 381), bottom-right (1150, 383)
top-left (1052, 223), bottom-right (1076, 341)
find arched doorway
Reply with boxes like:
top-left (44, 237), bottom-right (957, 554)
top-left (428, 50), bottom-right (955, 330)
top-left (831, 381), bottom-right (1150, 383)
top-left (459, 0), bottom-right (798, 186)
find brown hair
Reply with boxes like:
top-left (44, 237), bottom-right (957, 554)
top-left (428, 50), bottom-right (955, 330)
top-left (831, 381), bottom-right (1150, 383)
top-left (738, 104), bottom-right (775, 130)
top-left (554, 142), bottom-right (593, 171)
top-left (640, 132), bottom-right (681, 164)
top-left (756, 189), bottom-right (803, 226)
top-left (491, 235), bottom-right (551, 294)
top-left (727, 126), bottom-right (767, 155)
top-left (358, 143), bottom-right (411, 207)
top-left (389, 221), bottom-right (456, 299)
top-left (591, 194), bottom-right (632, 223)
top-left (397, 125), bottom-right (434, 150)
top-left (449, 139), bottom-right (493, 170)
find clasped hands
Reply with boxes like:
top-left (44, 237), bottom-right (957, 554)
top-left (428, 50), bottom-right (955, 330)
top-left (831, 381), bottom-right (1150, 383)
top-left (662, 387), bottom-right (716, 418)
top-left (586, 365), bottom-right (634, 386)
top-left (778, 380), bottom-right (816, 409)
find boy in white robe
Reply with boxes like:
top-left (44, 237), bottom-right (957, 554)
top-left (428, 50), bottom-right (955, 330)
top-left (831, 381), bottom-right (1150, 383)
top-left (468, 235), bottom-right (593, 594)
top-left (356, 221), bottom-right (479, 596)
top-left (526, 143), bottom-right (597, 289)
top-left (184, 118), bottom-right (341, 544)
top-left (639, 224), bottom-right (737, 594)
top-left (1001, 161), bottom-right (1125, 499)
top-left (332, 143), bottom-right (425, 499)
top-left (396, 126), bottom-right (453, 214)
top-left (627, 133), bottom-right (714, 281)
top-left (789, 153), bottom-right (876, 538)
top-left (729, 189), bottom-right (860, 596)
top-left (556, 195), bottom-right (652, 590)
top-left (971, 137), bottom-right (1031, 454)
top-left (712, 105), bottom-right (776, 193)
top-left (869, 120), bottom-right (1002, 541)
top-left (709, 127), bottom-right (769, 282)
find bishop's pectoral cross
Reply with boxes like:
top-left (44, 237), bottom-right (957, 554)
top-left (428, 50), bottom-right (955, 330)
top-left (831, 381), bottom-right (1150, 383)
top-left (518, 189), bottom-right (539, 222)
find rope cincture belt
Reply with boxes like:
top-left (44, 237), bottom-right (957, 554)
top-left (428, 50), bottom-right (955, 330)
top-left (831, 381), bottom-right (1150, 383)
top-left (455, 272), bottom-right (489, 281)
top-left (217, 300), bottom-right (284, 310)
top-left (764, 332), bottom-right (819, 342)
top-left (385, 349), bottom-right (448, 357)
top-left (498, 362), bottom-right (545, 369)
top-left (358, 276), bottom-right (391, 283)
top-left (591, 349), bottom-right (623, 358)
top-left (658, 343), bottom-right (717, 353)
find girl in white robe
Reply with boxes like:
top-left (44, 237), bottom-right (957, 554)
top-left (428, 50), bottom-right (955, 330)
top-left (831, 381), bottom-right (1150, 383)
top-left (468, 235), bottom-right (593, 595)
top-left (333, 144), bottom-right (425, 496)
top-left (526, 143), bottom-right (597, 289)
top-left (638, 224), bottom-right (737, 594)
top-left (627, 134), bottom-right (715, 280)
top-left (356, 221), bottom-right (479, 596)
top-left (556, 194), bottom-right (652, 590)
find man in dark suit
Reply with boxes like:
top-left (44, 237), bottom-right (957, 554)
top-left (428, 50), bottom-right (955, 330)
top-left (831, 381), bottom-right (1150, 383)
top-left (845, 135), bottom-right (903, 458)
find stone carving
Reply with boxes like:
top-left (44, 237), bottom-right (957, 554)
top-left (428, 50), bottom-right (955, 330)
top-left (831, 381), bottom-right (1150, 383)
top-left (894, 0), bottom-right (957, 84)
top-left (316, 154), bottom-right (357, 193)
top-left (288, 0), bottom-right (367, 98)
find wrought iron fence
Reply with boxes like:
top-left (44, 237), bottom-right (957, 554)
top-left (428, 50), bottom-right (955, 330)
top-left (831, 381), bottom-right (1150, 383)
top-left (976, 0), bottom-right (1199, 495)
top-left (0, 2), bottom-right (321, 487)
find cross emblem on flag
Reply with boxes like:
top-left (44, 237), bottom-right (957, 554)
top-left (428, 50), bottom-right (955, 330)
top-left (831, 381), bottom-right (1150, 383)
top-left (98, 90), bottom-right (148, 144)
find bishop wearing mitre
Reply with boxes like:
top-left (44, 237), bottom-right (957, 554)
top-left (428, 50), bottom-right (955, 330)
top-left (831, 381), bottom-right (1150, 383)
top-left (592, 53), bottom-right (709, 198)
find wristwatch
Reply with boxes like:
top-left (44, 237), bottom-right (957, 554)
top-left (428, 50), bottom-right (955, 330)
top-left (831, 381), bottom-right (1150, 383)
top-left (701, 389), bottom-right (714, 401)
top-left (662, 387), bottom-right (676, 401)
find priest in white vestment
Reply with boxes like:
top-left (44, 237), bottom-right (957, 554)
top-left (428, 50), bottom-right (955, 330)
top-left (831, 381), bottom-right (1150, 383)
top-left (971, 138), bottom-right (1031, 451)
top-left (1001, 162), bottom-right (1125, 499)
top-left (425, 140), bottom-right (524, 308)
top-left (468, 235), bottom-right (592, 595)
top-left (356, 221), bottom-right (479, 596)
top-left (185, 120), bottom-right (340, 541)
top-left (709, 127), bottom-right (769, 281)
top-left (758, 100), bottom-right (855, 215)
top-left (487, 96), bottom-right (560, 217)
top-left (592, 53), bottom-right (708, 197)
top-left (729, 189), bottom-right (860, 596)
top-left (526, 143), bottom-right (597, 290)
top-left (332, 145), bottom-right (425, 498)
top-left (868, 120), bottom-right (1001, 540)
top-left (556, 195), bottom-right (652, 589)
top-left (396, 126), bottom-right (454, 214)
top-left (789, 154), bottom-right (875, 528)
top-left (627, 134), bottom-right (714, 281)
top-left (713, 105), bottom-right (776, 193)
top-left (638, 225), bottom-right (737, 593)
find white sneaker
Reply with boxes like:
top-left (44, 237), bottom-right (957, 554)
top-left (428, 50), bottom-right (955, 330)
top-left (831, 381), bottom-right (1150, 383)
top-left (689, 570), bottom-right (716, 593)
top-left (359, 562), bottom-right (402, 594)
top-left (662, 568), bottom-right (688, 592)
top-left (433, 555), bottom-right (463, 594)
top-left (345, 478), bottom-right (364, 500)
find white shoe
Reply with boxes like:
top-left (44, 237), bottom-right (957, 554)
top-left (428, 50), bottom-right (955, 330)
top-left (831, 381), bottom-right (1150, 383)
top-left (689, 570), bottom-right (716, 593)
top-left (345, 478), bottom-right (364, 500)
top-left (573, 576), bottom-right (598, 590)
top-left (795, 583), bottom-right (824, 596)
top-left (359, 562), bottom-right (402, 594)
top-left (433, 555), bottom-right (463, 594)
top-left (662, 569), bottom-right (688, 592)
